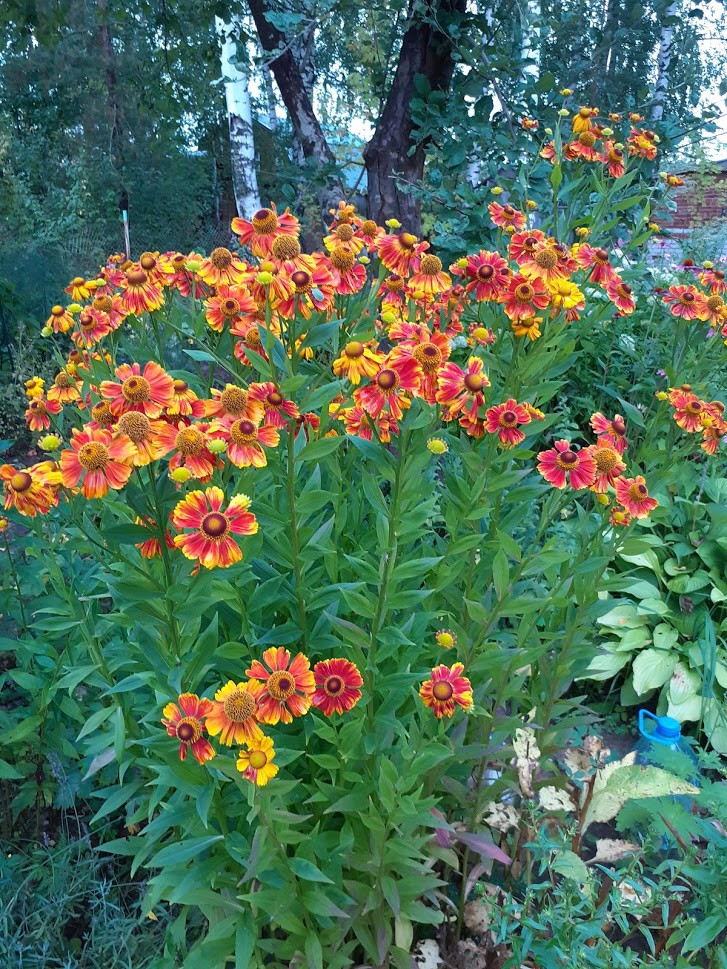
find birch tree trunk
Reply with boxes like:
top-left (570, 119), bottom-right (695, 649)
top-left (651, 0), bottom-right (679, 121)
top-left (520, 0), bottom-right (541, 82)
top-left (216, 17), bottom-right (261, 219)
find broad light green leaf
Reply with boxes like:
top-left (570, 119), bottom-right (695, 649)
top-left (632, 649), bottom-right (677, 695)
top-left (289, 857), bottom-right (333, 883)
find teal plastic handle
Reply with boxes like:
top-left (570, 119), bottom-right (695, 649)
top-left (638, 709), bottom-right (658, 739)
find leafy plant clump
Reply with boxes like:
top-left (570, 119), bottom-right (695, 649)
top-left (1, 103), bottom-right (726, 967)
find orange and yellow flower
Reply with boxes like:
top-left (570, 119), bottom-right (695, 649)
top-left (209, 415), bottom-right (280, 468)
top-left (171, 486), bottom-right (258, 569)
top-left (246, 647), bottom-right (315, 725)
top-left (537, 439), bottom-right (596, 490)
top-left (120, 267), bottom-right (164, 315)
top-left (231, 204), bottom-right (300, 258)
top-left (378, 231), bottom-right (428, 276)
top-left (206, 680), bottom-right (265, 746)
top-left (588, 444), bottom-right (626, 493)
top-left (484, 399), bottom-right (532, 448)
top-left (419, 663), bottom-right (473, 718)
top-left (355, 355), bottom-right (421, 420)
top-left (1, 462), bottom-right (61, 517)
top-left (436, 356), bottom-right (490, 420)
top-left (333, 341), bottom-right (383, 385)
top-left (60, 427), bottom-right (136, 498)
top-left (488, 202), bottom-right (527, 231)
top-left (197, 247), bottom-right (249, 287)
top-left (614, 475), bottom-right (658, 519)
top-left (100, 361), bottom-right (174, 418)
top-left (590, 412), bottom-right (628, 454)
top-left (25, 396), bottom-right (62, 433)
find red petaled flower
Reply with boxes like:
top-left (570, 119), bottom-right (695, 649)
top-left (500, 274), bottom-right (550, 320)
top-left (488, 202), bottom-right (527, 231)
top-left (197, 247), bottom-right (249, 287)
top-left (60, 426), bottom-right (136, 499)
top-left (204, 285), bottom-right (259, 333)
top-left (614, 475), bottom-right (658, 519)
top-left (1, 462), bottom-right (61, 517)
top-left (171, 486), bottom-right (258, 569)
top-left (606, 277), bottom-right (636, 315)
top-left (419, 663), bottom-right (473, 719)
top-left (161, 693), bottom-right (215, 764)
top-left (100, 361), bottom-right (175, 418)
top-left (537, 439), bottom-right (597, 490)
top-left (354, 354), bottom-right (421, 420)
top-left (209, 415), bottom-right (280, 468)
top-left (155, 420), bottom-right (218, 479)
top-left (312, 658), bottom-right (363, 716)
top-left (246, 647), bottom-right (315, 725)
top-left (672, 396), bottom-right (707, 433)
top-left (231, 204), bottom-right (300, 258)
top-left (662, 285), bottom-right (702, 320)
top-left (587, 444), bottom-right (626, 492)
top-left (378, 232), bottom-right (428, 276)
top-left (436, 356), bottom-right (490, 420)
top-left (247, 381), bottom-right (300, 428)
top-left (484, 399), bottom-right (532, 448)
top-left (575, 244), bottom-right (618, 287)
top-left (134, 515), bottom-right (175, 558)
top-left (460, 249), bottom-right (510, 301)
top-left (25, 396), bottom-right (62, 432)
top-left (590, 412), bottom-right (628, 454)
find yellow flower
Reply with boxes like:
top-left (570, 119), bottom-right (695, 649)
top-left (548, 279), bottom-right (584, 310)
top-left (25, 377), bottom-right (45, 399)
top-left (236, 734), bottom-right (279, 786)
top-left (575, 227), bottom-right (590, 238)
top-left (560, 88), bottom-right (573, 96)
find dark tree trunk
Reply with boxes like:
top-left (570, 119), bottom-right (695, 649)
top-left (247, 0), bottom-right (335, 168)
top-left (363, 0), bottom-right (465, 233)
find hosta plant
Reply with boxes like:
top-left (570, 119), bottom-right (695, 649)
top-left (1, 105), bottom-right (726, 967)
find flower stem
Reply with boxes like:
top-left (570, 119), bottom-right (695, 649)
top-left (3, 538), bottom-right (28, 632)
top-left (286, 423), bottom-right (307, 647)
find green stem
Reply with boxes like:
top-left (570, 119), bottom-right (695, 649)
top-left (3, 538), bottom-right (28, 632)
top-left (145, 468), bottom-right (182, 661)
top-left (286, 423), bottom-right (307, 647)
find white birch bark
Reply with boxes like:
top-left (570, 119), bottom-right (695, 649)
top-left (216, 16), bottom-right (261, 219)
top-left (520, 0), bottom-right (541, 81)
top-left (651, 0), bottom-right (679, 121)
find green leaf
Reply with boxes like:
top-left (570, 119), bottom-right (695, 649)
top-left (583, 758), bottom-right (698, 831)
top-left (492, 549), bottom-right (509, 600)
top-left (289, 857), bottom-right (333, 883)
top-left (148, 835), bottom-right (224, 870)
top-left (104, 523), bottom-right (157, 543)
top-left (632, 649), bottom-right (677, 695)
top-left (295, 435), bottom-right (345, 463)
top-left (0, 759), bottom-right (23, 780)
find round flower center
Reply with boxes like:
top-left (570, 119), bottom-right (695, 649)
top-left (172, 254), bottom-right (186, 268)
top-left (221, 297), bottom-right (240, 317)
top-left (249, 750), bottom-right (268, 769)
top-left (609, 149), bottom-right (622, 163)
top-left (464, 373), bottom-right (485, 392)
top-left (503, 205), bottom-right (515, 216)
top-left (271, 235), bottom-right (301, 260)
top-left (267, 670), bottom-right (295, 700)
top-left (579, 107), bottom-right (591, 118)
top-left (432, 681), bottom-right (454, 701)
top-left (51, 305), bottom-right (65, 316)
top-left (122, 376), bottom-right (151, 404)
top-left (377, 369), bottom-right (398, 391)
top-left (612, 419), bottom-right (626, 435)
top-left (336, 224), bottom-right (354, 242)
top-left (245, 327), bottom-right (262, 349)
top-left (361, 220), bottom-right (378, 236)
top-left (478, 265), bottom-right (494, 280)
top-left (230, 419), bottom-right (257, 445)
top-left (140, 254), bottom-right (156, 271)
top-left (176, 717), bottom-right (201, 743)
top-left (345, 341), bottom-right (364, 358)
top-left (210, 247), bottom-right (233, 269)
top-left (413, 343), bottom-right (442, 373)
top-left (220, 387), bottom-right (248, 415)
top-left (252, 208), bottom-right (278, 233)
top-left (387, 275), bottom-right (404, 290)
top-left (594, 249), bottom-right (609, 263)
top-left (324, 676), bottom-right (344, 696)
top-left (117, 411), bottom-right (151, 442)
top-left (78, 441), bottom-right (109, 471)
top-left (29, 400), bottom-right (45, 413)
top-left (618, 284), bottom-right (632, 297)
top-left (420, 254), bottom-right (443, 275)
top-left (706, 295), bottom-right (723, 312)
top-left (500, 410), bottom-right (518, 427)
top-left (10, 471), bottom-right (32, 492)
top-left (680, 292), bottom-right (695, 303)
top-left (176, 427), bottom-right (204, 454)
top-left (398, 232), bottom-right (417, 249)
top-left (223, 689), bottom-right (256, 722)
top-left (579, 131), bottom-right (596, 148)
top-left (55, 372), bottom-right (72, 389)
top-left (534, 247), bottom-right (558, 269)
top-left (291, 270), bottom-right (312, 291)
top-left (593, 447), bottom-right (619, 472)
top-left (173, 379), bottom-right (189, 393)
top-left (437, 632), bottom-right (454, 647)
top-left (92, 402), bottom-right (114, 425)
top-left (556, 450), bottom-right (578, 468)
top-left (628, 483), bottom-right (648, 501)
top-left (515, 283), bottom-right (535, 302)
top-left (330, 247), bottom-right (355, 272)
top-left (126, 269), bottom-right (148, 286)
top-left (93, 295), bottom-right (113, 313)
top-left (267, 391), bottom-right (283, 407)
top-left (201, 512), bottom-right (228, 538)
top-left (685, 401), bottom-right (702, 415)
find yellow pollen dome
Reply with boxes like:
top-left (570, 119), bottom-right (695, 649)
top-left (272, 235), bottom-right (301, 260)
top-left (706, 295), bottom-right (724, 312)
top-left (55, 371), bottom-right (72, 389)
top-left (251, 208), bottom-right (279, 233)
top-left (10, 471), bottom-right (32, 492)
top-left (330, 246), bottom-right (355, 272)
top-left (117, 411), bottom-right (151, 442)
top-left (413, 343), bottom-right (442, 372)
top-left (256, 271), bottom-right (273, 286)
top-left (361, 220), bottom-right (378, 236)
top-left (223, 689), bottom-right (256, 722)
top-left (219, 385), bottom-right (248, 414)
top-left (171, 467), bottom-right (192, 483)
top-left (122, 375), bottom-right (151, 403)
top-left (245, 327), bottom-right (262, 349)
top-left (427, 438), bottom-right (449, 455)
top-left (593, 446), bottom-right (619, 472)
top-left (336, 224), bottom-right (354, 241)
top-left (78, 441), bottom-right (109, 471)
top-left (419, 254), bottom-right (443, 275)
top-left (534, 247), bottom-right (558, 269)
top-left (578, 131), bottom-right (597, 148)
top-left (176, 427), bottom-right (205, 454)
top-left (210, 247), bottom-right (233, 269)
top-left (93, 295), bottom-right (114, 313)
top-left (345, 341), bottom-right (364, 358)
top-left (220, 297), bottom-right (240, 317)
top-left (435, 629), bottom-right (456, 648)
top-left (398, 232), bottom-right (417, 249)
top-left (140, 253), bottom-right (157, 270)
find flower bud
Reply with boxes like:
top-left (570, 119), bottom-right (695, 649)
top-left (67, 303), bottom-right (82, 314)
top-left (558, 109), bottom-right (570, 117)
top-left (171, 467), bottom-right (192, 483)
top-left (559, 88), bottom-right (573, 96)
top-left (602, 127), bottom-right (613, 136)
top-left (381, 311), bottom-right (397, 325)
top-left (256, 271), bottom-right (273, 286)
top-left (544, 127), bottom-right (553, 135)
top-left (655, 390), bottom-right (668, 400)
top-left (490, 186), bottom-right (503, 195)
top-left (0, 517), bottom-right (8, 532)
top-left (457, 258), bottom-right (469, 269)
top-left (526, 200), bottom-right (538, 210)
top-left (427, 437), bottom-right (449, 455)
top-left (703, 261), bottom-right (714, 269)
top-left (575, 227), bottom-right (590, 237)
top-left (40, 326), bottom-right (52, 337)
top-left (596, 493), bottom-right (610, 506)
top-left (185, 258), bottom-right (202, 273)
top-left (385, 219), bottom-right (402, 229)
top-left (207, 439), bottom-right (227, 455)
top-left (359, 256), bottom-right (370, 265)
top-left (38, 434), bottom-right (61, 451)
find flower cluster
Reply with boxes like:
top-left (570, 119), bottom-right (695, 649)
top-left (660, 263), bottom-right (727, 335)
top-left (663, 384), bottom-right (726, 455)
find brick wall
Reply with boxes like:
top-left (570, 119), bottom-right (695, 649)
top-left (667, 172), bottom-right (727, 231)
